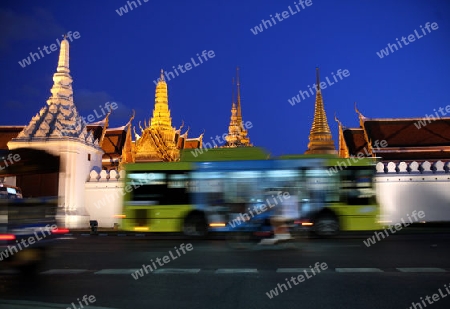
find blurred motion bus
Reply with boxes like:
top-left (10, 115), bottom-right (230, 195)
top-left (119, 148), bottom-right (381, 237)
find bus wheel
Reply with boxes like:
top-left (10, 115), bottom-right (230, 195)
top-left (183, 213), bottom-right (208, 238)
top-left (314, 216), bottom-right (339, 237)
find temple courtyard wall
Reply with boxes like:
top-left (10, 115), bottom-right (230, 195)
top-left (84, 170), bottom-right (125, 228)
top-left (375, 161), bottom-right (450, 225)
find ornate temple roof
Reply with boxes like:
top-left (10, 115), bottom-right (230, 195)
top-left (9, 37), bottom-right (100, 149)
top-left (363, 118), bottom-right (450, 148)
top-left (341, 113), bottom-right (450, 162)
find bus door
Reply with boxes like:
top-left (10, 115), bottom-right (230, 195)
top-left (299, 168), bottom-right (339, 221)
top-left (127, 171), bottom-right (191, 232)
top-left (338, 167), bottom-right (379, 230)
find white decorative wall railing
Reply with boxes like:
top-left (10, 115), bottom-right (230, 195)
top-left (87, 169), bottom-right (126, 182)
top-left (376, 160), bottom-right (450, 174)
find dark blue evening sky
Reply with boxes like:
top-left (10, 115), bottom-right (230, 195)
top-left (0, 0), bottom-right (449, 156)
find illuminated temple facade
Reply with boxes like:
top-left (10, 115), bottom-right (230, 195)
top-left (120, 70), bottom-right (203, 165)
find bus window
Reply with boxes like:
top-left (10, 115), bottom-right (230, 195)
top-left (223, 171), bottom-right (262, 203)
top-left (303, 168), bottom-right (340, 203)
top-left (165, 172), bottom-right (190, 205)
top-left (130, 172), bottom-right (166, 203)
top-left (340, 168), bottom-right (376, 205)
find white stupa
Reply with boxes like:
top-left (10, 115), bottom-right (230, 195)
top-left (8, 36), bottom-right (104, 228)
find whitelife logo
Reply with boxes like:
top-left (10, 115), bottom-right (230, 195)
top-left (190, 121), bottom-right (253, 158)
top-left (376, 22), bottom-right (439, 59)
top-left (18, 32), bottom-right (81, 68)
top-left (414, 104), bottom-right (450, 129)
top-left (0, 153), bottom-right (21, 171)
top-left (265, 262), bottom-right (328, 299)
top-left (228, 191), bottom-right (290, 228)
top-left (0, 224), bottom-right (58, 261)
top-left (288, 69), bottom-right (350, 106)
top-left (152, 50), bottom-right (216, 85)
top-left (115, 0), bottom-right (149, 16)
top-left (363, 210), bottom-right (425, 247)
top-left (131, 243), bottom-right (193, 280)
top-left (250, 0), bottom-right (313, 35)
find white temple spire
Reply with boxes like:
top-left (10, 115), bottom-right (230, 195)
top-left (11, 35), bottom-right (98, 147)
top-left (57, 35), bottom-right (70, 74)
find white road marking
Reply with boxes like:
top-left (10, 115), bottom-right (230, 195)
top-left (41, 269), bottom-right (88, 274)
top-left (0, 299), bottom-right (119, 308)
top-left (215, 268), bottom-right (258, 274)
top-left (154, 268), bottom-right (201, 274)
top-left (335, 268), bottom-right (384, 272)
top-left (95, 269), bottom-right (141, 274)
top-left (276, 268), bottom-right (316, 273)
top-left (24, 267), bottom-right (450, 276)
top-left (396, 267), bottom-right (446, 272)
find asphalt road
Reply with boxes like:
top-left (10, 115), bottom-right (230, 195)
top-left (1, 232), bottom-right (450, 309)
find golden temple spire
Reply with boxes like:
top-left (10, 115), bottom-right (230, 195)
top-left (150, 69), bottom-right (172, 130)
top-left (305, 67), bottom-right (337, 155)
top-left (133, 71), bottom-right (179, 162)
top-left (224, 67), bottom-right (251, 147)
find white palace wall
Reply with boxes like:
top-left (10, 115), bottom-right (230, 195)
top-left (85, 169), bottom-right (125, 228)
top-left (375, 160), bottom-right (450, 224)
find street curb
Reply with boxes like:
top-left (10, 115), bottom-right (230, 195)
top-left (0, 299), bottom-right (118, 309)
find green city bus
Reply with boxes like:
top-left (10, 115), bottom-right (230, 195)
top-left (119, 148), bottom-right (382, 236)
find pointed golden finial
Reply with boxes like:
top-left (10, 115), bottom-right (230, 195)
top-left (354, 102), bottom-right (367, 125)
top-left (99, 110), bottom-right (112, 146)
top-left (232, 77), bottom-right (235, 104)
top-left (160, 69), bottom-right (165, 82)
top-left (178, 120), bottom-right (185, 131)
top-left (316, 67), bottom-right (321, 91)
top-left (236, 66), bottom-right (242, 121)
top-left (354, 102), bottom-right (366, 118)
top-left (128, 109), bottom-right (135, 125)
